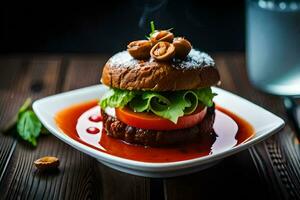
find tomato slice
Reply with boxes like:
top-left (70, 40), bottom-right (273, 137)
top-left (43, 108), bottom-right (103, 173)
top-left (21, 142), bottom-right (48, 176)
top-left (115, 106), bottom-right (207, 131)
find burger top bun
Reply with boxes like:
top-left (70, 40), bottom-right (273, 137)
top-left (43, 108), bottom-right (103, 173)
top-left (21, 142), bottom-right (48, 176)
top-left (101, 49), bottom-right (220, 91)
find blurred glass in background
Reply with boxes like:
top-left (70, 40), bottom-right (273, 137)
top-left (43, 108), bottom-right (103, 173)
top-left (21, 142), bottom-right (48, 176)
top-left (246, 0), bottom-right (300, 96)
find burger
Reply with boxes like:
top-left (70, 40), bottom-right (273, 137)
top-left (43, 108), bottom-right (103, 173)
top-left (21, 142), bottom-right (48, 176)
top-left (99, 23), bottom-right (220, 147)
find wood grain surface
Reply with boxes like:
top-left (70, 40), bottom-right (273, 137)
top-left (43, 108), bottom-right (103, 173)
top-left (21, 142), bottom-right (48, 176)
top-left (0, 54), bottom-right (299, 200)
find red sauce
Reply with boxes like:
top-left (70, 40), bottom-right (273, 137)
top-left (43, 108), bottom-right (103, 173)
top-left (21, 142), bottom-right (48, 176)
top-left (55, 100), bottom-right (254, 163)
top-left (89, 115), bottom-right (102, 122)
top-left (86, 127), bottom-right (100, 134)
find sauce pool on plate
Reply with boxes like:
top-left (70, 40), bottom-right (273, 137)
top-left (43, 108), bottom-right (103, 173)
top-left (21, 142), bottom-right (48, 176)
top-left (55, 100), bottom-right (254, 163)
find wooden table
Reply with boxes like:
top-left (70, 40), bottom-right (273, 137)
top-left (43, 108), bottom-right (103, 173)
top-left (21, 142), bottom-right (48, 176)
top-left (0, 54), bottom-right (299, 200)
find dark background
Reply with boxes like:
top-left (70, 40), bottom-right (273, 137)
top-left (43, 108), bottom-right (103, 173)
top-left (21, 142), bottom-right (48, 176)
top-left (0, 1), bottom-right (245, 54)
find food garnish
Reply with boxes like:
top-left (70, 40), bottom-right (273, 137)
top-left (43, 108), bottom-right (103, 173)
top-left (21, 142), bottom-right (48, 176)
top-left (149, 21), bottom-right (156, 37)
top-left (150, 30), bottom-right (174, 44)
top-left (127, 21), bottom-right (192, 61)
top-left (127, 40), bottom-right (152, 59)
top-left (150, 41), bottom-right (175, 61)
top-left (173, 37), bottom-right (192, 59)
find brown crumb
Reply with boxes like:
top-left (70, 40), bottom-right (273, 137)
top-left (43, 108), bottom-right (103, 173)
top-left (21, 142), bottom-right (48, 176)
top-left (34, 156), bottom-right (59, 171)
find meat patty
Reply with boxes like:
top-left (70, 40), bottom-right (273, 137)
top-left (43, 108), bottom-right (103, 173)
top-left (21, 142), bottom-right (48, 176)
top-left (101, 105), bottom-right (216, 147)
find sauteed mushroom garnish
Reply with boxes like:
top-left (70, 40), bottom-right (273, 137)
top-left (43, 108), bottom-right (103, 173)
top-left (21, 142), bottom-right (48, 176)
top-left (127, 40), bottom-right (152, 60)
top-left (127, 21), bottom-right (192, 61)
top-left (150, 41), bottom-right (175, 61)
top-left (173, 37), bottom-right (192, 59)
top-left (150, 30), bottom-right (174, 44)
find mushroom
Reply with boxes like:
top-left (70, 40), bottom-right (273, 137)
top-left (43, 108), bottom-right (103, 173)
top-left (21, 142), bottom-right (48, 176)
top-left (127, 40), bottom-right (152, 60)
top-left (150, 41), bottom-right (175, 61)
top-left (173, 37), bottom-right (192, 59)
top-left (150, 30), bottom-right (174, 44)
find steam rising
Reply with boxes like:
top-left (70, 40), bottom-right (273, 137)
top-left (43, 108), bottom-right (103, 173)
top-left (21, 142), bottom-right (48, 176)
top-left (138, 0), bottom-right (168, 29)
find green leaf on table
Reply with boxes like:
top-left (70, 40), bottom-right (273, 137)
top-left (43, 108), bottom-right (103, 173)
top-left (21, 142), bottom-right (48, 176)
top-left (17, 110), bottom-right (42, 146)
top-left (2, 97), bottom-right (47, 146)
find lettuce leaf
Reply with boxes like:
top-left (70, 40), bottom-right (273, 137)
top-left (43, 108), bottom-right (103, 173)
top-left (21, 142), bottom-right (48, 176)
top-left (129, 92), bottom-right (170, 112)
top-left (194, 87), bottom-right (216, 107)
top-left (100, 88), bottom-right (136, 108)
top-left (100, 88), bottom-right (216, 123)
top-left (150, 92), bottom-right (191, 123)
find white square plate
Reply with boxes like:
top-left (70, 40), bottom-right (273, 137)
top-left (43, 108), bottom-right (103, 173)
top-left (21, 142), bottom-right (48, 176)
top-left (33, 85), bottom-right (284, 177)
